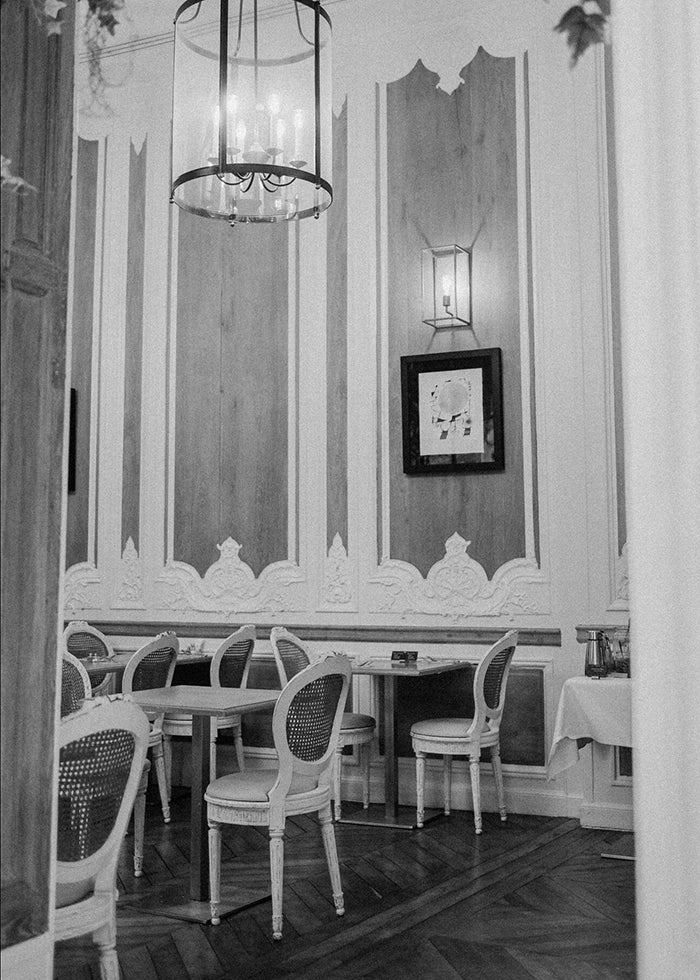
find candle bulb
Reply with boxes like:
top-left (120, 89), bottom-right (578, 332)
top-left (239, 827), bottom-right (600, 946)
top-left (276, 119), bottom-right (286, 160)
top-left (268, 94), bottom-right (280, 148)
top-left (293, 109), bottom-right (303, 160)
top-left (227, 94), bottom-right (237, 151)
top-left (211, 105), bottom-right (220, 159)
top-left (441, 275), bottom-right (452, 309)
top-left (235, 120), bottom-right (246, 158)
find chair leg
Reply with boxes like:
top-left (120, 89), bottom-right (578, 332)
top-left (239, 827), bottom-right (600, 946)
top-left (415, 751), bottom-right (426, 828)
top-left (269, 826), bottom-right (285, 940)
top-left (469, 753), bottom-right (482, 834)
top-left (233, 721), bottom-right (245, 772)
top-left (333, 747), bottom-right (343, 821)
top-left (319, 802), bottom-right (345, 919)
top-left (93, 906), bottom-right (119, 980)
top-left (210, 728), bottom-right (217, 782)
top-left (133, 765), bottom-right (148, 877)
top-left (491, 743), bottom-right (507, 822)
top-left (208, 820), bottom-right (222, 925)
top-left (151, 739), bottom-right (171, 823)
top-left (362, 741), bottom-right (371, 810)
top-left (443, 755), bottom-right (452, 816)
top-left (163, 732), bottom-right (172, 801)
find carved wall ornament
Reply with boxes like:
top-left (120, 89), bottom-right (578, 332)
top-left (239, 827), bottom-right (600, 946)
top-left (114, 536), bottom-right (144, 607)
top-left (64, 561), bottom-right (104, 615)
top-left (369, 532), bottom-right (545, 619)
top-left (155, 536), bottom-right (307, 615)
top-left (321, 533), bottom-right (354, 607)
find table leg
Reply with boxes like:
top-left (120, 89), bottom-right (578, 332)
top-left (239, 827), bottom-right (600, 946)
top-left (337, 674), bottom-right (440, 830)
top-left (383, 674), bottom-right (399, 821)
top-left (189, 713), bottom-right (211, 901)
top-left (121, 710), bottom-right (271, 923)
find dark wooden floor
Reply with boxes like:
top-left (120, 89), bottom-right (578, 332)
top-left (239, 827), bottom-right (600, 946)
top-left (54, 792), bottom-right (636, 979)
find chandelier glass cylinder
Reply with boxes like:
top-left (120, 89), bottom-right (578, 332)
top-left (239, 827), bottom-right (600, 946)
top-left (171, 0), bottom-right (333, 224)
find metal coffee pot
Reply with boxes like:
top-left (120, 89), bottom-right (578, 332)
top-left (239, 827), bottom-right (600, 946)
top-left (585, 630), bottom-right (613, 678)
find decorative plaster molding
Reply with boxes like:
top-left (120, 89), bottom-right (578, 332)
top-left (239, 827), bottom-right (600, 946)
top-left (114, 536), bottom-right (145, 607)
top-left (610, 541), bottom-right (630, 610)
top-left (64, 562), bottom-right (104, 615)
top-left (320, 533), bottom-right (354, 607)
top-left (155, 537), bottom-right (307, 615)
top-left (369, 533), bottom-right (546, 620)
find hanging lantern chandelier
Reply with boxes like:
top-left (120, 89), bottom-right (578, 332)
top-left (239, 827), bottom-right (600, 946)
top-left (170, 0), bottom-right (333, 225)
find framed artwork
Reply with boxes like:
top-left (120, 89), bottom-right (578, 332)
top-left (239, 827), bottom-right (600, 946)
top-left (400, 348), bottom-right (504, 474)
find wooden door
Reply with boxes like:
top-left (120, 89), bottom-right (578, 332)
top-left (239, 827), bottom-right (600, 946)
top-left (1, 1), bottom-right (74, 974)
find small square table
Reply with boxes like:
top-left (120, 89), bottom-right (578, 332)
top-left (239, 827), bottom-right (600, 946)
top-left (342, 657), bottom-right (473, 830)
top-left (126, 685), bottom-right (279, 922)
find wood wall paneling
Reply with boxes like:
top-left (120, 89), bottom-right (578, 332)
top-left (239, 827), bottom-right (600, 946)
top-left (219, 224), bottom-right (289, 576)
top-left (326, 102), bottom-right (349, 550)
top-left (174, 213), bottom-right (227, 575)
top-left (0, 0), bottom-right (74, 951)
top-left (387, 51), bottom-right (525, 579)
top-left (121, 139), bottom-right (146, 552)
top-left (66, 139), bottom-right (97, 568)
top-left (174, 217), bottom-right (289, 577)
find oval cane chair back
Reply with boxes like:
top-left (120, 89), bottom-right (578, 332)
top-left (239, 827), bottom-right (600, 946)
top-left (61, 651), bottom-right (92, 718)
top-left (269, 626), bottom-right (311, 685)
top-left (122, 632), bottom-right (179, 730)
top-left (474, 628), bottom-right (519, 738)
top-left (210, 624), bottom-right (256, 690)
top-left (63, 621), bottom-right (115, 697)
top-left (271, 654), bottom-right (351, 794)
top-left (55, 697), bottom-right (150, 978)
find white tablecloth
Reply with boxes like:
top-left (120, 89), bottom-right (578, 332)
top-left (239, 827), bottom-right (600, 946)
top-left (547, 675), bottom-right (632, 778)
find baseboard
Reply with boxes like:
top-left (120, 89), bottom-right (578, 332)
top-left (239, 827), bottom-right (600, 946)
top-left (579, 802), bottom-right (634, 831)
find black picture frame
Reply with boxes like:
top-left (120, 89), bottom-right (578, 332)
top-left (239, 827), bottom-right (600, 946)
top-left (68, 387), bottom-right (77, 494)
top-left (400, 348), bottom-right (504, 474)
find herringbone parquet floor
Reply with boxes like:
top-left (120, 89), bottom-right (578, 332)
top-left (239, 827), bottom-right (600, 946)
top-left (54, 792), bottom-right (636, 980)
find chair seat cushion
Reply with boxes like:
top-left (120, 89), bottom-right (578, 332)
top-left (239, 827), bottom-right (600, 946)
top-left (411, 717), bottom-right (486, 739)
top-left (341, 712), bottom-right (375, 732)
top-left (206, 769), bottom-right (318, 803)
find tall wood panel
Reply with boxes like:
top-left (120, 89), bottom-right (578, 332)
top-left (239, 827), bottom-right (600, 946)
top-left (174, 216), bottom-right (289, 578)
top-left (0, 0), bottom-right (74, 957)
top-left (65, 139), bottom-right (97, 569)
top-left (121, 139), bottom-right (146, 552)
top-left (327, 102), bottom-right (348, 549)
top-left (387, 51), bottom-right (525, 579)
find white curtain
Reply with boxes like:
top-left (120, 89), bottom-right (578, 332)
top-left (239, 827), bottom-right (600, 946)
top-left (612, 2), bottom-right (700, 977)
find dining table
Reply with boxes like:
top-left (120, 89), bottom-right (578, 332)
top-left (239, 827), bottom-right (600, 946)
top-left (547, 673), bottom-right (634, 860)
top-left (125, 685), bottom-right (279, 923)
top-left (342, 655), bottom-right (474, 830)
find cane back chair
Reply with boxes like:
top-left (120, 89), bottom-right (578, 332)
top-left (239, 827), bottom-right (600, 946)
top-left (206, 654), bottom-right (351, 939)
top-left (55, 696), bottom-right (150, 979)
top-left (62, 621), bottom-right (116, 697)
top-left (411, 629), bottom-right (519, 834)
top-left (61, 650), bottom-right (92, 718)
top-left (270, 627), bottom-right (376, 821)
top-left (162, 625), bottom-right (256, 794)
top-left (121, 632), bottom-right (178, 827)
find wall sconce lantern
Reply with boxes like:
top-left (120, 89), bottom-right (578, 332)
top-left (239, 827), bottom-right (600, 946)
top-left (170, 0), bottom-right (333, 225)
top-left (421, 244), bottom-right (472, 328)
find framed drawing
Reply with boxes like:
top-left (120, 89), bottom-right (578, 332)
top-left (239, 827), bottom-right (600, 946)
top-left (400, 348), bottom-right (504, 474)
